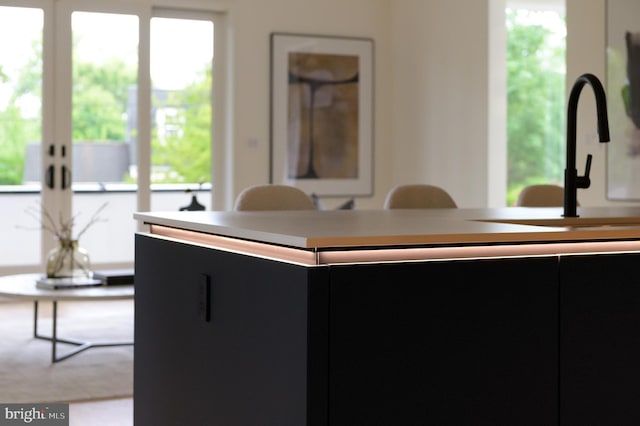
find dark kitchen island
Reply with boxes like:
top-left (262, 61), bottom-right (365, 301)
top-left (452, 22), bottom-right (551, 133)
top-left (133, 207), bottom-right (640, 425)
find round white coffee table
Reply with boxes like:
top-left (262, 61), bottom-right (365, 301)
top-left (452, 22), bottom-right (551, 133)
top-left (0, 273), bottom-right (134, 363)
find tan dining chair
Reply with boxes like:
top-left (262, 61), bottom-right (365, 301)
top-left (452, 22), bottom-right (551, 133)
top-left (383, 184), bottom-right (458, 209)
top-left (233, 184), bottom-right (316, 211)
top-left (516, 184), bottom-right (573, 207)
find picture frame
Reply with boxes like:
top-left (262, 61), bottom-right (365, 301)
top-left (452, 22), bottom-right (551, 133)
top-left (606, 0), bottom-right (640, 200)
top-left (270, 32), bottom-right (374, 196)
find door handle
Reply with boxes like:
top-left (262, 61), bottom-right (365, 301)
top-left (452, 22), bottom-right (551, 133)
top-left (45, 165), bottom-right (55, 189)
top-left (61, 165), bottom-right (71, 190)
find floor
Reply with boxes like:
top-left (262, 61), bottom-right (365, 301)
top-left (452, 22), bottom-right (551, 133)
top-left (0, 298), bottom-right (134, 425)
top-left (70, 397), bottom-right (133, 426)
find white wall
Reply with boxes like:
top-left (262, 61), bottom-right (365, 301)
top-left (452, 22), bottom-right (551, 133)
top-left (389, 0), bottom-right (490, 208)
top-left (223, 0), bottom-right (391, 209)
top-left (566, 0), bottom-right (611, 207)
top-left (223, 0), bottom-right (489, 210)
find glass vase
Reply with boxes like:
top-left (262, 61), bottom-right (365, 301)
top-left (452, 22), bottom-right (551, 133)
top-left (46, 239), bottom-right (92, 279)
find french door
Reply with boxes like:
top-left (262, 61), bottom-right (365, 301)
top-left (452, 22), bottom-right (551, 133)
top-left (0, 0), bottom-right (224, 275)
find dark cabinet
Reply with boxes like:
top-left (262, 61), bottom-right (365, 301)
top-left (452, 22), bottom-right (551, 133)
top-left (134, 234), bottom-right (329, 426)
top-left (328, 257), bottom-right (559, 426)
top-left (135, 234), bottom-right (561, 425)
top-left (560, 252), bottom-right (640, 426)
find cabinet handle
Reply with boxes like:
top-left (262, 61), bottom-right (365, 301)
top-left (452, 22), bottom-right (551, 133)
top-left (198, 273), bottom-right (211, 322)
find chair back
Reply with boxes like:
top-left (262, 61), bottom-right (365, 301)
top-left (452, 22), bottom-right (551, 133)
top-left (384, 184), bottom-right (457, 209)
top-left (516, 184), bottom-right (570, 207)
top-left (234, 184), bottom-right (316, 211)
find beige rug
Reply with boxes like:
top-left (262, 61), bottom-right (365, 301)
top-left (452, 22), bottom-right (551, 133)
top-left (0, 299), bottom-right (133, 403)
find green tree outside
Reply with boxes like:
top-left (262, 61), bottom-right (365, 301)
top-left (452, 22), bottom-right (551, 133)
top-left (73, 58), bottom-right (136, 142)
top-left (0, 38), bottom-right (41, 184)
top-left (151, 66), bottom-right (212, 184)
top-left (506, 9), bottom-right (566, 205)
top-left (0, 32), bottom-right (212, 186)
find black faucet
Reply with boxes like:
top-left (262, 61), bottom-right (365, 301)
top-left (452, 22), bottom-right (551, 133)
top-left (564, 73), bottom-right (610, 217)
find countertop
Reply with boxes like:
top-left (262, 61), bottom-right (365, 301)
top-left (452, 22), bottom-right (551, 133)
top-left (134, 206), bottom-right (640, 250)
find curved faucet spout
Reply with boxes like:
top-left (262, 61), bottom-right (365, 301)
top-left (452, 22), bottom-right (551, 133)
top-left (564, 73), bottom-right (610, 217)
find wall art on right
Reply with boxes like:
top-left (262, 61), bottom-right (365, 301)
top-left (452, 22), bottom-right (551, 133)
top-left (607, 0), bottom-right (640, 200)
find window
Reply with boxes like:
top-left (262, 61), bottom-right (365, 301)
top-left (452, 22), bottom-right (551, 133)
top-left (506, 1), bottom-right (566, 205)
top-left (0, 2), bottom-right (224, 275)
top-left (150, 16), bottom-right (213, 197)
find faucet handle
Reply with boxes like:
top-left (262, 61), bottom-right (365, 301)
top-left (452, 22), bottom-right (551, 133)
top-left (576, 154), bottom-right (592, 189)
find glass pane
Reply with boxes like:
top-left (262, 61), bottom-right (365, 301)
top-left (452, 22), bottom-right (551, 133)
top-left (506, 5), bottom-right (566, 205)
top-left (71, 12), bottom-right (139, 264)
top-left (72, 11), bottom-right (138, 186)
top-left (0, 6), bottom-right (43, 267)
top-left (150, 17), bottom-right (213, 211)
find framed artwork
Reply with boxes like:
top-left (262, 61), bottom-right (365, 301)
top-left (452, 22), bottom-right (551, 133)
top-left (607, 0), bottom-right (640, 200)
top-left (270, 32), bottom-right (374, 196)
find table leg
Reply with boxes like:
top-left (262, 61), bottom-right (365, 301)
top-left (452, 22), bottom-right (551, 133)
top-left (33, 300), bottom-right (38, 337)
top-left (52, 300), bottom-right (57, 362)
top-left (32, 299), bottom-right (133, 363)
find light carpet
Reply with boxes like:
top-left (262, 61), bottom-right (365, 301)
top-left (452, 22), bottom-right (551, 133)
top-left (0, 299), bottom-right (133, 403)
